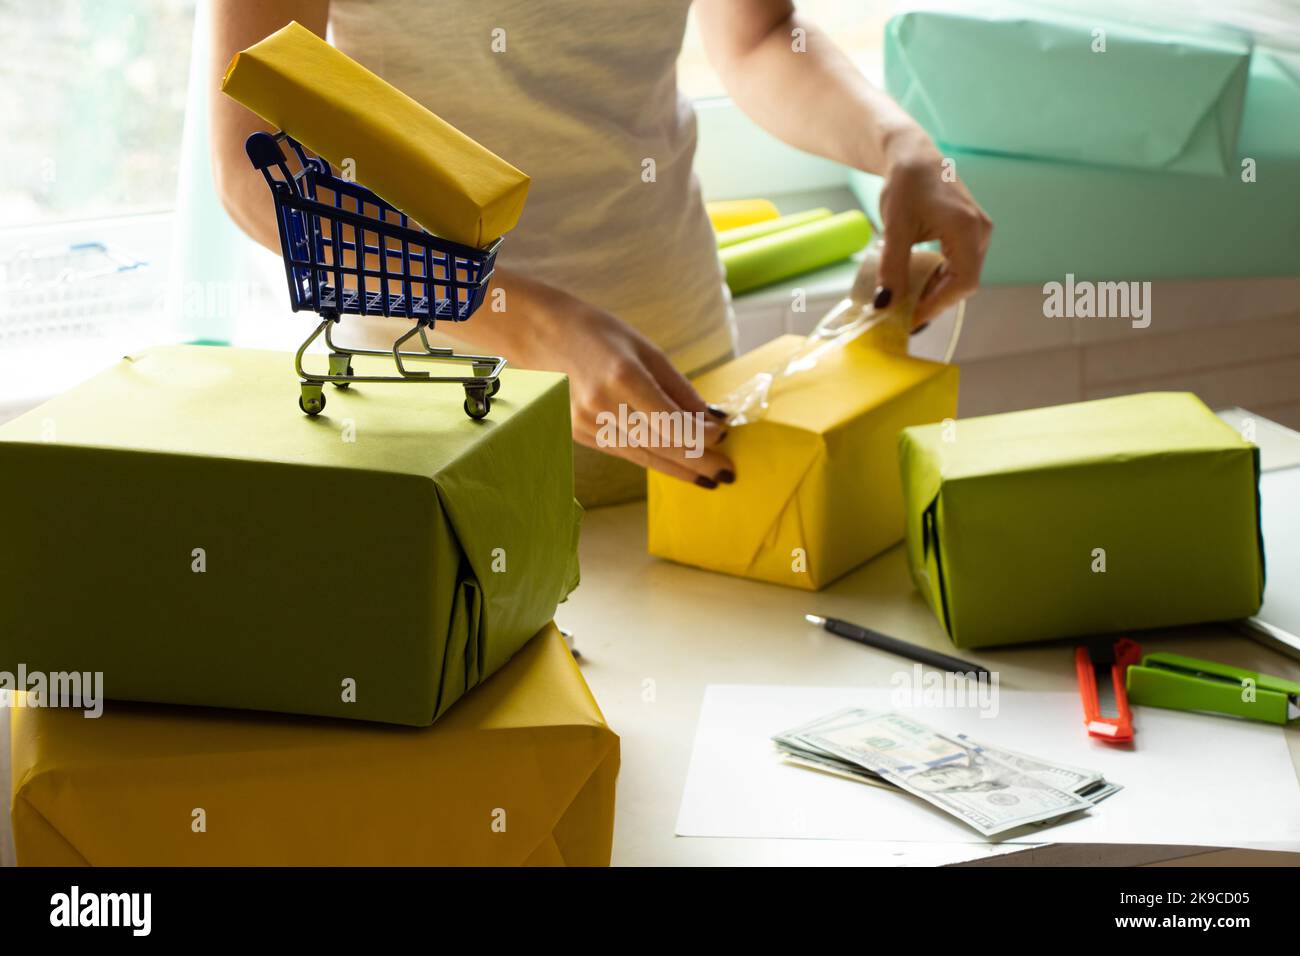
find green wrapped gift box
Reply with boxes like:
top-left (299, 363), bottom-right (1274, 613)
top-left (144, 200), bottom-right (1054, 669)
top-left (898, 392), bottom-right (1264, 649)
top-left (855, 15), bottom-right (1300, 283)
top-left (885, 6), bottom-right (1250, 177)
top-left (0, 345), bottom-right (582, 726)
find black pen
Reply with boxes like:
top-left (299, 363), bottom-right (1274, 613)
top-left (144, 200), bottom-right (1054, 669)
top-left (805, 614), bottom-right (991, 677)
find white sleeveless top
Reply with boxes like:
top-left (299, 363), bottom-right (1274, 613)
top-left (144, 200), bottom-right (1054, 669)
top-left (329, 0), bottom-right (735, 374)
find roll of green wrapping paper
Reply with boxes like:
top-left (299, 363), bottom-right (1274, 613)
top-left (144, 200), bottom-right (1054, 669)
top-left (716, 208), bottom-right (833, 249)
top-left (721, 210), bottom-right (872, 295)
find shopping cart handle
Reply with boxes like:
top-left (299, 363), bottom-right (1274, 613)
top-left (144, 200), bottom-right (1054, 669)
top-left (245, 131), bottom-right (289, 172)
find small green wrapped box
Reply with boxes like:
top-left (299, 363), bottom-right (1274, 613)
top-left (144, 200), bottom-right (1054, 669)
top-left (898, 393), bottom-right (1264, 649)
top-left (0, 346), bottom-right (582, 726)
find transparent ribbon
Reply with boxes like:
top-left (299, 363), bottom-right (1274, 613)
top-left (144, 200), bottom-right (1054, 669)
top-left (719, 260), bottom-right (965, 426)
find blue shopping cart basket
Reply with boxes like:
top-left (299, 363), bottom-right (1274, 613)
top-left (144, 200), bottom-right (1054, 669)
top-left (247, 130), bottom-right (505, 419)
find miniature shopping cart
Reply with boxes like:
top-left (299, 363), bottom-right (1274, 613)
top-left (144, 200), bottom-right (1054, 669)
top-left (246, 131), bottom-right (505, 419)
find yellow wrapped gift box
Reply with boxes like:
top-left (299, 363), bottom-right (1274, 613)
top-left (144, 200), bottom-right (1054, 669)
top-left (648, 335), bottom-right (958, 590)
top-left (10, 625), bottom-right (618, 866)
top-left (222, 21), bottom-right (529, 248)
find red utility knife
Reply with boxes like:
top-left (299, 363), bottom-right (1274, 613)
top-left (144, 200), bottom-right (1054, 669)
top-left (1075, 638), bottom-right (1142, 742)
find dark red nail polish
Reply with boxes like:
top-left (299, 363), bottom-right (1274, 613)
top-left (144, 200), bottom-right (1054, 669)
top-left (911, 321), bottom-right (931, 336)
top-left (695, 475), bottom-right (718, 490)
top-left (716, 469), bottom-right (735, 484)
top-left (873, 287), bottom-right (893, 310)
top-left (706, 404), bottom-right (728, 420)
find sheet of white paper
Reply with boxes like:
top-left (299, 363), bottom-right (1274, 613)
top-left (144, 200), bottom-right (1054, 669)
top-left (1257, 466), bottom-right (1300, 643)
top-left (676, 685), bottom-right (1300, 848)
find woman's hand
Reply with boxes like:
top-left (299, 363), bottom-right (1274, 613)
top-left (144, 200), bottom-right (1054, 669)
top-left (875, 131), bottom-right (993, 328)
top-left (694, 1), bottom-right (989, 328)
top-left (465, 272), bottom-right (735, 488)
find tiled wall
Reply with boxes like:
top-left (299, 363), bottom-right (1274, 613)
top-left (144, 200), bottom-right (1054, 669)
top-left (956, 278), bottom-right (1300, 429)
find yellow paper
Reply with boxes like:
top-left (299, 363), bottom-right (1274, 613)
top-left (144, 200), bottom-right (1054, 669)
top-left (706, 198), bottom-right (780, 233)
top-left (222, 21), bottom-right (529, 248)
top-left (10, 625), bottom-right (618, 866)
top-left (648, 331), bottom-right (958, 590)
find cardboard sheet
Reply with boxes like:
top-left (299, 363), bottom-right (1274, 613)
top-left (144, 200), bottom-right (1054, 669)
top-left (677, 685), bottom-right (1300, 848)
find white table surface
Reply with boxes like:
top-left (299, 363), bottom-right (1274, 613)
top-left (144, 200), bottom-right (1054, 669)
top-left (560, 500), bottom-right (1300, 867)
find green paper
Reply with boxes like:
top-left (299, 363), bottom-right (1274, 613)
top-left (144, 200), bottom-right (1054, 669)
top-left (721, 210), bottom-right (871, 295)
top-left (886, 7), bottom-right (1250, 176)
top-left (716, 208), bottom-right (833, 249)
top-left (853, 52), bottom-right (1300, 283)
top-left (0, 345), bottom-right (582, 726)
top-left (898, 392), bottom-right (1264, 649)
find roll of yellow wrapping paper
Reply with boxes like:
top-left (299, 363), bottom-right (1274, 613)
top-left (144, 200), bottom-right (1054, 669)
top-left (721, 210), bottom-right (873, 295)
top-left (221, 21), bottom-right (529, 248)
top-left (716, 208), bottom-right (833, 249)
top-left (706, 198), bottom-right (780, 232)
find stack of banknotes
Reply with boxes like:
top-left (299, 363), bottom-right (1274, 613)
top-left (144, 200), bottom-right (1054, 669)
top-left (773, 708), bottom-right (1121, 837)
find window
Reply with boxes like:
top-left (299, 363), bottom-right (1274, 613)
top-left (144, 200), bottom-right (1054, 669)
top-left (0, 0), bottom-right (196, 365)
top-left (0, 0), bottom-right (196, 227)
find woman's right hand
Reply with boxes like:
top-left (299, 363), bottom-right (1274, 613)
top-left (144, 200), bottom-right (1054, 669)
top-left (462, 272), bottom-right (736, 488)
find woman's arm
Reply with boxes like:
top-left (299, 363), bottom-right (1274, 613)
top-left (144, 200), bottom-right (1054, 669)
top-left (209, 0), bottom-right (730, 484)
top-left (210, 0), bottom-right (331, 253)
top-left (695, 0), bottom-right (992, 325)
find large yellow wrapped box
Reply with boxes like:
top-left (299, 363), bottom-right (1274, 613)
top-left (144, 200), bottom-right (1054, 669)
top-left (222, 21), bottom-right (529, 247)
top-left (10, 625), bottom-right (618, 866)
top-left (648, 335), bottom-right (958, 590)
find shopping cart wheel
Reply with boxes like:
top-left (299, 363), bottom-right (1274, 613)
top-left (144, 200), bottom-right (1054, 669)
top-left (463, 388), bottom-right (491, 420)
top-left (488, 378), bottom-right (502, 397)
top-left (328, 352), bottom-right (354, 388)
top-left (299, 382), bottom-right (326, 416)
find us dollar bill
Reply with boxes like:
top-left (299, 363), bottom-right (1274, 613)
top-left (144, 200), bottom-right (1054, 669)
top-left (956, 736), bottom-right (1103, 795)
top-left (776, 710), bottom-right (1104, 837)
top-left (777, 752), bottom-right (897, 790)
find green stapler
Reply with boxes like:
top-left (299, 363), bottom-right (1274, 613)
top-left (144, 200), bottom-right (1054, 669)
top-left (1126, 652), bottom-right (1300, 725)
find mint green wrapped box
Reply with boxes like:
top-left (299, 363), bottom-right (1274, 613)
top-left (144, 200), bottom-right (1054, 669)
top-left (0, 346), bottom-right (582, 726)
top-left (898, 393), bottom-right (1264, 648)
top-left (886, 7), bottom-right (1250, 176)
top-left (854, 9), bottom-right (1300, 283)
